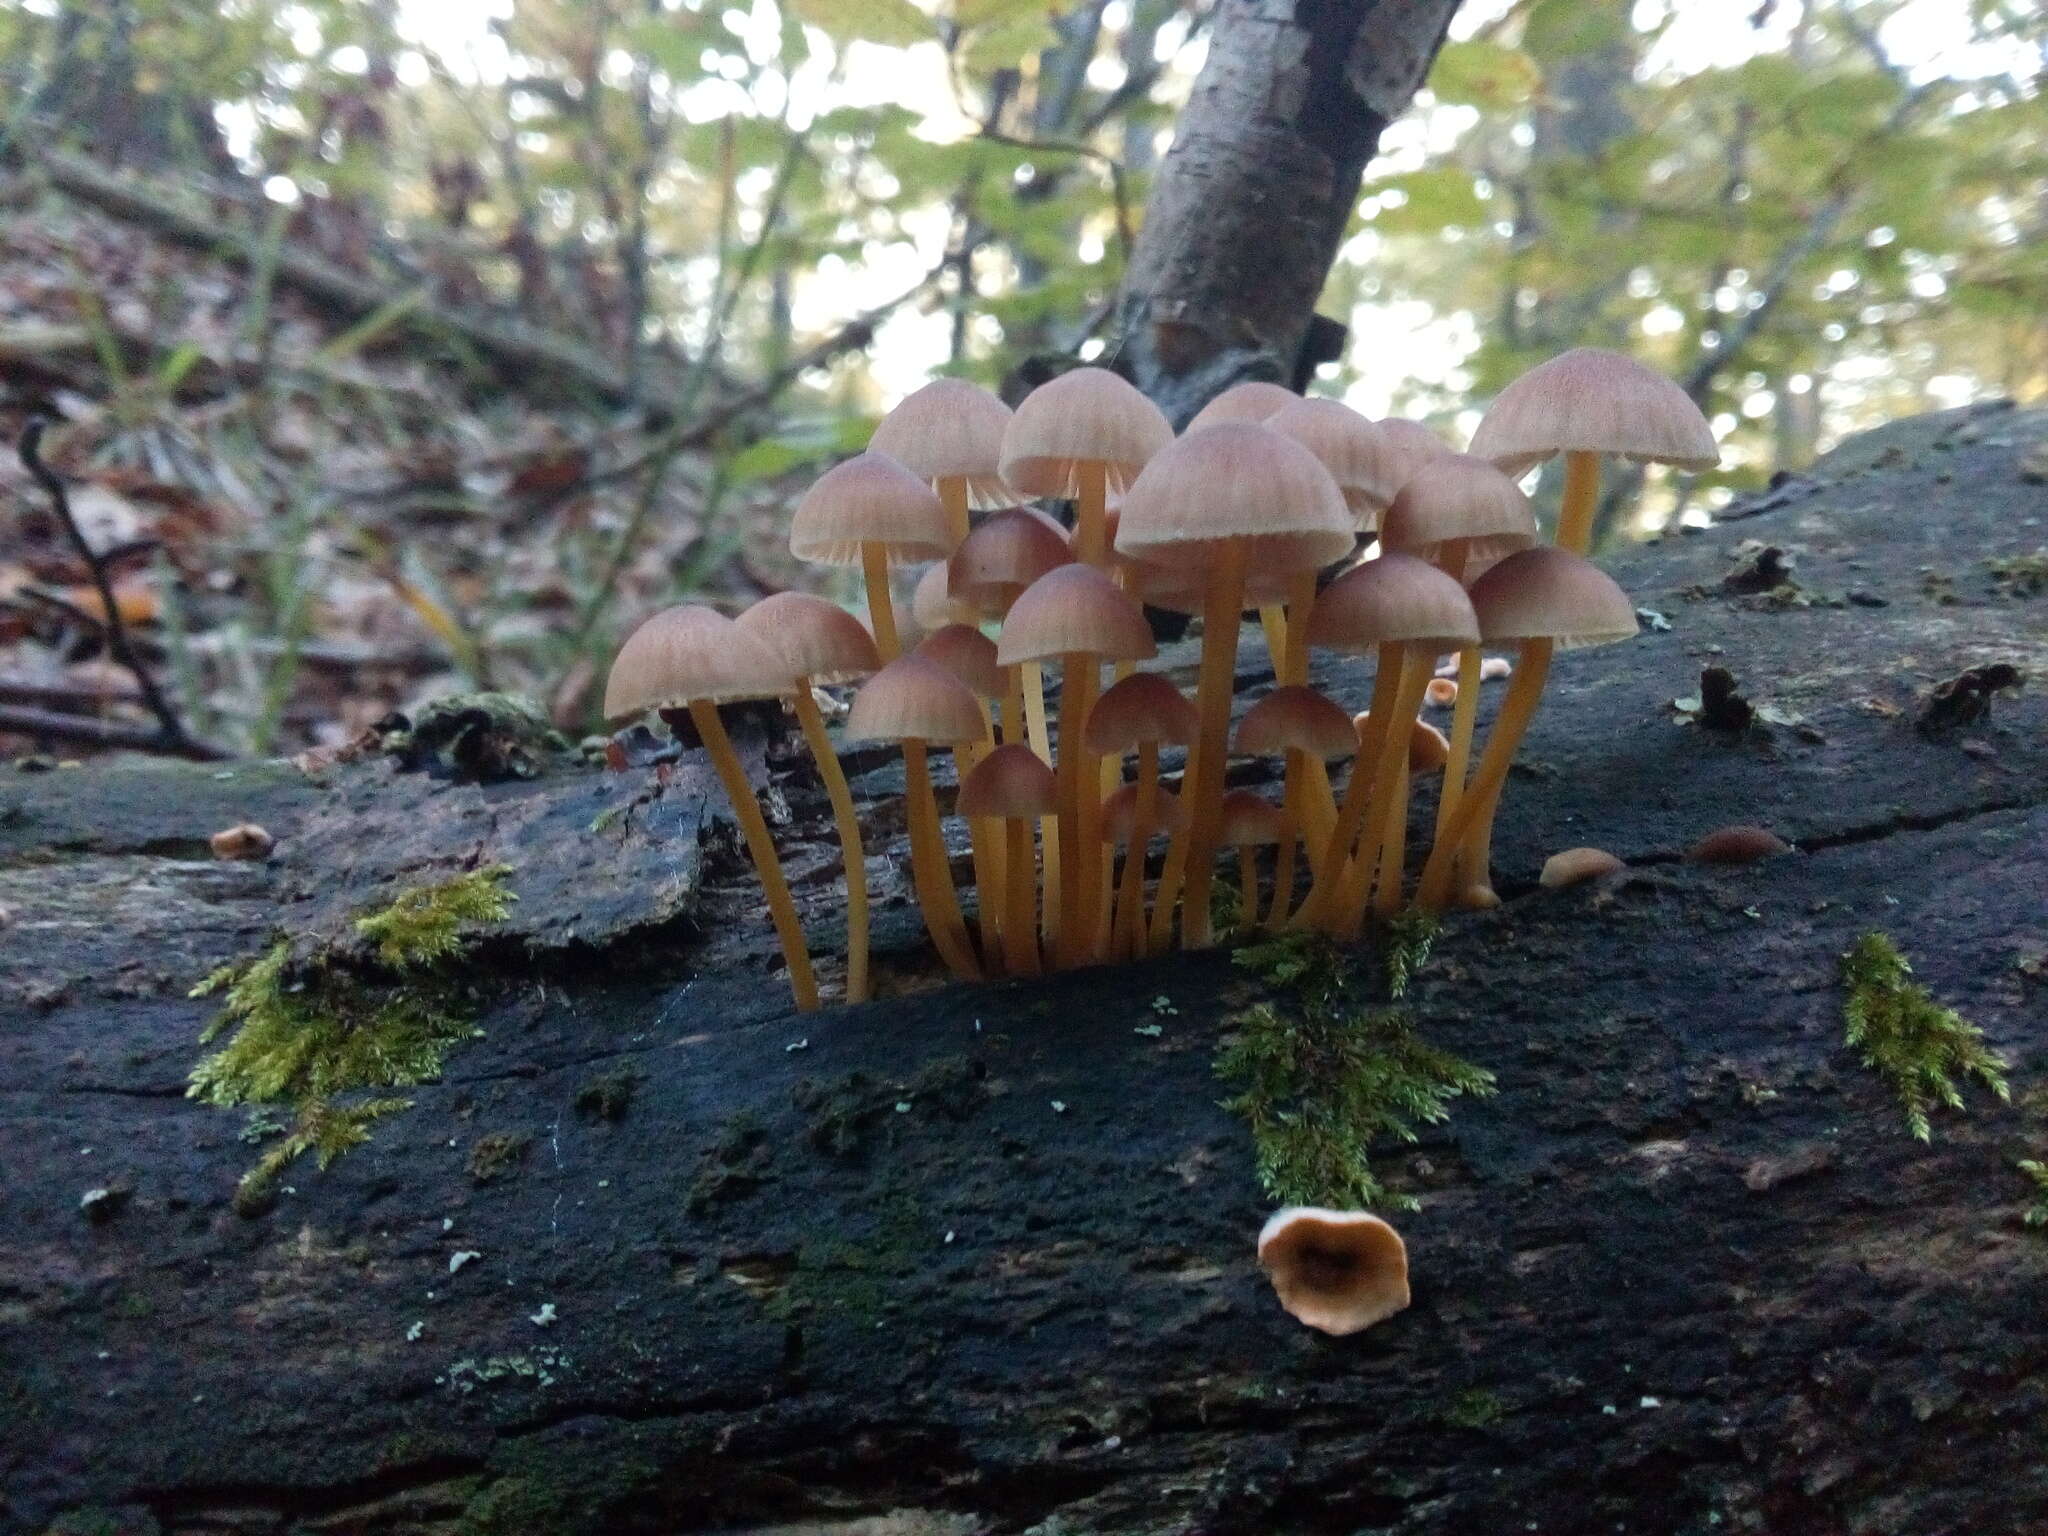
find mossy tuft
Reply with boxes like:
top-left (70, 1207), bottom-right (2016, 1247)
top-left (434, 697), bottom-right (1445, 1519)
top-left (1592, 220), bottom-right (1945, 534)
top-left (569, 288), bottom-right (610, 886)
top-left (1440, 1387), bottom-right (1507, 1429)
top-left (354, 865), bottom-right (517, 969)
top-left (1840, 931), bottom-right (2009, 1141)
top-left (2018, 1159), bottom-right (2048, 1229)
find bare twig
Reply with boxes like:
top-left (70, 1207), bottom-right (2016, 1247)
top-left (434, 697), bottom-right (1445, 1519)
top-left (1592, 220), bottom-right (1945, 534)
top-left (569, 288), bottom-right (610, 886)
top-left (0, 703), bottom-right (223, 758)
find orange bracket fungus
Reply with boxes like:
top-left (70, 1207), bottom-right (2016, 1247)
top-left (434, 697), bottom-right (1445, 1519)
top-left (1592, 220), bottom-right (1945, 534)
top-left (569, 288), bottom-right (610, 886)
top-left (1257, 1207), bottom-right (1411, 1336)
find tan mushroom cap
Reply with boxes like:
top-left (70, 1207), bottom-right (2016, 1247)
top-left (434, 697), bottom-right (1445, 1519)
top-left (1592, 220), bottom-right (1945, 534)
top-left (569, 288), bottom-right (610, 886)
top-left (913, 623), bottom-right (1004, 701)
top-left (1257, 1207), bottom-right (1410, 1336)
top-left (999, 366), bottom-right (1173, 498)
top-left (1235, 685), bottom-right (1359, 760)
top-left (957, 742), bottom-right (1057, 819)
top-left (1100, 782), bottom-right (1191, 842)
top-left (1186, 380), bottom-right (1299, 431)
top-left (1128, 560), bottom-right (1296, 615)
top-left (603, 605), bottom-right (791, 722)
top-left (1217, 790), bottom-right (1285, 847)
top-left (947, 506), bottom-right (1073, 618)
top-left (1306, 552), bottom-right (1481, 654)
top-left (1265, 398), bottom-right (1403, 527)
top-left (1687, 825), bottom-right (1791, 865)
top-left (1468, 347), bottom-right (1720, 476)
top-left (790, 452), bottom-right (953, 567)
top-left (1408, 718), bottom-right (1451, 774)
top-left (1084, 671), bottom-right (1200, 755)
top-left (912, 561), bottom-right (980, 633)
top-left (1469, 547), bottom-right (1639, 651)
top-left (733, 592), bottom-right (879, 685)
top-left (997, 564), bottom-right (1158, 667)
top-left (1114, 424), bottom-right (1355, 574)
top-left (1378, 453), bottom-right (1541, 564)
top-left (1541, 846), bottom-right (1626, 888)
top-left (1375, 418), bottom-right (1457, 489)
top-left (844, 655), bottom-right (985, 745)
top-left (869, 377), bottom-right (1014, 507)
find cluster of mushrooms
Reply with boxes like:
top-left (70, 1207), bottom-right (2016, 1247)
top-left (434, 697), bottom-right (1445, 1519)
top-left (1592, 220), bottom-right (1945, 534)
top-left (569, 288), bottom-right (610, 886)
top-left (603, 348), bottom-right (1718, 1014)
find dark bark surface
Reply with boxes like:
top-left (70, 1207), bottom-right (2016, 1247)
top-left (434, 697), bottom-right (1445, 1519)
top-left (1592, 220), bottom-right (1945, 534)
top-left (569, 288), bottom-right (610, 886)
top-left (3, 403), bottom-right (2048, 1536)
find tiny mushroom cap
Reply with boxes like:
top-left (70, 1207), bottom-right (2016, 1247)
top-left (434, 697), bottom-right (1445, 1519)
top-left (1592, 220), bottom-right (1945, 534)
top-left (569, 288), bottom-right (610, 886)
top-left (1217, 789), bottom-right (1286, 847)
top-left (1114, 423), bottom-right (1355, 574)
top-left (1687, 825), bottom-right (1792, 865)
top-left (999, 366), bottom-right (1174, 498)
top-left (1425, 677), bottom-right (1459, 707)
top-left (912, 561), bottom-right (980, 633)
top-left (1100, 782), bottom-right (1192, 843)
top-left (603, 605), bottom-right (791, 722)
top-left (1129, 560), bottom-right (1295, 615)
top-left (1409, 718), bottom-right (1451, 774)
top-left (734, 592), bottom-right (879, 684)
top-left (913, 623), bottom-right (1004, 700)
top-left (1257, 1207), bottom-right (1410, 1336)
top-left (1468, 547), bottom-right (1639, 650)
top-left (997, 564), bottom-right (1158, 667)
top-left (1235, 685), bottom-right (1359, 760)
top-left (1541, 846), bottom-right (1627, 888)
top-left (947, 506), bottom-right (1073, 617)
top-left (1186, 379), bottom-right (1299, 431)
top-left (1306, 552), bottom-right (1481, 655)
top-left (957, 742), bottom-right (1058, 820)
top-left (1468, 346), bottom-right (1720, 477)
top-left (790, 452), bottom-right (954, 566)
top-left (1375, 418), bottom-right (1457, 489)
top-left (1265, 397), bottom-right (1404, 527)
top-left (1085, 671), bottom-right (1201, 755)
top-left (869, 377), bottom-right (1014, 507)
top-left (1378, 453), bottom-right (1542, 564)
top-left (844, 655), bottom-right (985, 745)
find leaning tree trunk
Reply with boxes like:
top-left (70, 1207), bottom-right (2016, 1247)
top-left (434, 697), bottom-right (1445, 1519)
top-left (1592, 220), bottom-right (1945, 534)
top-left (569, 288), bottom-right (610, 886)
top-left (1112, 0), bottom-right (1464, 426)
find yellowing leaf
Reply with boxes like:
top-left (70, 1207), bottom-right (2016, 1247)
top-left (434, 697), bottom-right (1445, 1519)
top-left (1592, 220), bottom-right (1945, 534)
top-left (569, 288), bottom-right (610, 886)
top-left (787, 0), bottom-right (932, 48)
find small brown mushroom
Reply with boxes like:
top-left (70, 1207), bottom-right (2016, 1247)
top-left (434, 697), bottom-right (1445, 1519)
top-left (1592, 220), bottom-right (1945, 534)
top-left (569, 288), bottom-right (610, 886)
top-left (1687, 825), bottom-right (1791, 865)
top-left (1424, 677), bottom-right (1458, 708)
top-left (1540, 846), bottom-right (1626, 888)
top-left (210, 824), bottom-right (275, 861)
top-left (1257, 1207), bottom-right (1410, 1336)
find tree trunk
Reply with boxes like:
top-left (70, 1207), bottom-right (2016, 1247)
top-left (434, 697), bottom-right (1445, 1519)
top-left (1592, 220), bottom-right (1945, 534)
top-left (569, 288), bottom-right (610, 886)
top-left (1112, 0), bottom-right (1464, 426)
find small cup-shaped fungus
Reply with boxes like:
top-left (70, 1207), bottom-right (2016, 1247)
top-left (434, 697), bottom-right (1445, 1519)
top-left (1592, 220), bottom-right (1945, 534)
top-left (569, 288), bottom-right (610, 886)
top-left (605, 605), bottom-right (818, 1013)
top-left (957, 744), bottom-right (1057, 977)
top-left (1687, 825), bottom-right (1791, 865)
top-left (1234, 685), bottom-right (1358, 927)
top-left (1468, 347), bottom-right (1719, 555)
top-left (869, 376), bottom-right (1014, 543)
top-left (1541, 845), bottom-right (1626, 888)
top-left (1085, 672), bottom-right (1200, 958)
top-left (1409, 719), bottom-right (1451, 775)
top-left (998, 366), bottom-right (1172, 568)
top-left (846, 655), bottom-right (987, 981)
top-left (1416, 548), bottom-right (1640, 912)
top-left (1115, 424), bottom-right (1353, 949)
top-left (1186, 379), bottom-right (1299, 432)
top-left (1257, 1207), bottom-right (1410, 1336)
top-left (790, 452), bottom-right (952, 660)
top-left (734, 593), bottom-right (881, 1004)
top-left (912, 561), bottom-right (979, 636)
top-left (999, 565), bottom-right (1156, 965)
top-left (1217, 790), bottom-right (1286, 930)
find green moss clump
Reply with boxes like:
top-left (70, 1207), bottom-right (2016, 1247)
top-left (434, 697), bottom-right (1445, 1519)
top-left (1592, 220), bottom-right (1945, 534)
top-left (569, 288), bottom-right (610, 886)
top-left (1440, 1387), bottom-right (1507, 1429)
top-left (468, 1131), bottom-right (532, 1185)
top-left (235, 1098), bottom-right (409, 1215)
top-left (574, 1066), bottom-right (642, 1122)
top-left (354, 865), bottom-right (517, 969)
top-left (1841, 931), bottom-right (2009, 1141)
top-left (1217, 930), bottom-right (1491, 1212)
top-left (2018, 1159), bottom-right (2048, 1229)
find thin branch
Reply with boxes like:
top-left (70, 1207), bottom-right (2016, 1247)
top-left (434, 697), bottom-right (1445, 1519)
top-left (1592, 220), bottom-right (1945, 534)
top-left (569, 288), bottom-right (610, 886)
top-left (979, 129), bottom-right (1135, 264)
top-left (0, 702), bottom-right (223, 759)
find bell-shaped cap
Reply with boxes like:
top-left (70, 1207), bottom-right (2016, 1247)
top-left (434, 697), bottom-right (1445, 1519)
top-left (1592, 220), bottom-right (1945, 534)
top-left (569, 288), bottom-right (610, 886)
top-left (997, 564), bottom-right (1157, 667)
top-left (1469, 347), bottom-right (1719, 476)
top-left (604, 605), bottom-right (790, 722)
top-left (1376, 418), bottom-right (1457, 490)
top-left (1099, 782), bottom-right (1190, 844)
top-left (957, 742), bottom-right (1056, 819)
top-left (1257, 1207), bottom-right (1410, 1336)
top-left (844, 655), bottom-right (984, 745)
top-left (999, 366), bottom-right (1173, 498)
top-left (734, 592), bottom-right (879, 685)
top-left (1378, 454), bottom-right (1541, 564)
top-left (947, 506), bottom-right (1073, 618)
top-left (1541, 846), bottom-right (1626, 888)
top-left (912, 561), bottom-right (980, 633)
top-left (1186, 380), bottom-right (1298, 431)
top-left (1469, 547), bottom-right (1639, 650)
top-left (1084, 672), bottom-right (1200, 755)
top-left (913, 623), bottom-right (1003, 700)
top-left (869, 377), bottom-right (1014, 507)
top-left (1115, 424), bottom-right (1354, 575)
top-left (1129, 560), bottom-right (1296, 616)
top-left (1217, 790), bottom-right (1285, 847)
top-left (1235, 685), bottom-right (1358, 760)
top-left (1266, 398), bottom-right (1403, 528)
top-left (790, 452), bottom-right (953, 567)
top-left (1306, 552), bottom-right (1480, 654)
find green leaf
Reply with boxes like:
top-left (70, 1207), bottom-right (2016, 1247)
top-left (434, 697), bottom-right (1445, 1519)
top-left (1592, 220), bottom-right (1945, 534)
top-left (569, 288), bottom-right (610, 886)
top-left (960, 15), bottom-right (1057, 73)
top-left (1428, 40), bottom-right (1540, 109)
top-left (1362, 168), bottom-right (1489, 234)
top-left (787, 0), bottom-right (932, 48)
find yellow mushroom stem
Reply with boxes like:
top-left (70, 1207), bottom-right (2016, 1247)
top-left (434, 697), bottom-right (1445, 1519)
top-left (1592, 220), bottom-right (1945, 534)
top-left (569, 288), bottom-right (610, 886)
top-left (1417, 638), bottom-right (1554, 911)
top-left (1112, 741), bottom-right (1161, 958)
top-left (861, 541), bottom-right (900, 660)
top-left (1001, 815), bottom-right (1040, 976)
top-left (789, 681), bottom-right (870, 1005)
top-left (1295, 642), bottom-right (1396, 930)
top-left (1147, 803), bottom-right (1190, 956)
top-left (687, 699), bottom-right (820, 1013)
top-left (953, 737), bottom-right (1006, 974)
top-left (1073, 461), bottom-right (1110, 567)
top-left (1371, 739), bottom-right (1417, 922)
top-left (1020, 660), bottom-right (1060, 940)
top-left (1335, 649), bottom-right (1430, 936)
top-left (1277, 568), bottom-right (1339, 871)
top-left (1258, 605), bottom-right (1288, 677)
top-left (1180, 541), bottom-right (1248, 949)
top-left (1555, 449), bottom-right (1603, 557)
top-left (1056, 650), bottom-right (1103, 967)
top-left (901, 738), bottom-right (983, 979)
top-left (1268, 746), bottom-right (1304, 928)
top-left (1432, 642), bottom-right (1482, 890)
top-left (938, 475), bottom-right (970, 549)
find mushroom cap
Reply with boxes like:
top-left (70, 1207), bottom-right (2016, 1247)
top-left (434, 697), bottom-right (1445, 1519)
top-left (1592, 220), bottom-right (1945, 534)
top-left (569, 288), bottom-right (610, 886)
top-left (1217, 789), bottom-right (1285, 847)
top-left (603, 605), bottom-right (791, 722)
top-left (1306, 552), bottom-right (1481, 654)
top-left (1085, 671), bottom-right (1200, 754)
top-left (790, 452), bottom-right (953, 567)
top-left (733, 592), bottom-right (879, 685)
top-left (1375, 418), bottom-right (1457, 487)
top-left (957, 742), bottom-right (1056, 819)
top-left (913, 623), bottom-right (1003, 700)
top-left (1541, 846), bottom-right (1627, 888)
top-left (1256, 1207), bottom-right (1411, 1336)
top-left (1235, 685), bottom-right (1358, 760)
top-left (1128, 559), bottom-right (1297, 615)
top-left (1100, 781), bottom-right (1191, 842)
top-left (869, 377), bottom-right (1014, 507)
top-left (1687, 825), bottom-right (1791, 865)
top-left (1186, 379), bottom-right (1299, 431)
top-left (1265, 398), bottom-right (1403, 527)
top-left (947, 506), bottom-right (1073, 618)
top-left (1378, 453), bottom-right (1542, 564)
top-left (1409, 718), bottom-right (1451, 774)
top-left (1468, 547), bottom-right (1639, 651)
top-left (999, 366), bottom-right (1174, 497)
top-left (1114, 424), bottom-right (1355, 574)
top-left (843, 655), bottom-right (985, 745)
top-left (912, 561), bottom-right (980, 633)
top-left (997, 564), bottom-right (1158, 667)
top-left (1468, 347), bottom-right (1720, 476)
top-left (1424, 677), bottom-right (1458, 707)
